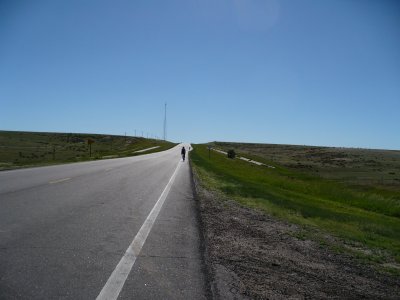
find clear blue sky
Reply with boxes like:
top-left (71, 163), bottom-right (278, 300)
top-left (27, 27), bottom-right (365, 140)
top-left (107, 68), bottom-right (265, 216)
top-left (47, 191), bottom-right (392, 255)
top-left (1, 0), bottom-right (399, 149)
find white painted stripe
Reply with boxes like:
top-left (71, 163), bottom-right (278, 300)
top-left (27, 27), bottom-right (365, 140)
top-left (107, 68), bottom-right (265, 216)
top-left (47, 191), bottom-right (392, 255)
top-left (96, 161), bottom-right (182, 300)
top-left (49, 178), bottom-right (71, 184)
top-left (134, 146), bottom-right (160, 153)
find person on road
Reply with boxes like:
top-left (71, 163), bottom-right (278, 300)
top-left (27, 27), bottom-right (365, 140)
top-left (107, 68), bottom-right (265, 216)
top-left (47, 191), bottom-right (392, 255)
top-left (181, 146), bottom-right (186, 162)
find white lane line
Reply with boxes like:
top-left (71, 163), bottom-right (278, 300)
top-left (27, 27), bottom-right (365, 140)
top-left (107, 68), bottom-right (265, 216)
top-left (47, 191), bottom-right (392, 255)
top-left (96, 160), bottom-right (182, 300)
top-left (49, 178), bottom-right (71, 184)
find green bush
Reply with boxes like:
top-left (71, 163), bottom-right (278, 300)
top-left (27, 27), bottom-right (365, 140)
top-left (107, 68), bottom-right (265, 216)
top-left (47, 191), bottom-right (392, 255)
top-left (227, 149), bottom-right (236, 159)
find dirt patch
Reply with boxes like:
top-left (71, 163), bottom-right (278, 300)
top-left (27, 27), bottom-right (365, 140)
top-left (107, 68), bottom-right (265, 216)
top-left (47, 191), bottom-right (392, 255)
top-left (192, 174), bottom-right (400, 299)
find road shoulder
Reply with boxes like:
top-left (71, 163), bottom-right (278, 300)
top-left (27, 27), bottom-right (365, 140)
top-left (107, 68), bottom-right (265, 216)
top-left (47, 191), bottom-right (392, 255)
top-left (118, 158), bottom-right (211, 299)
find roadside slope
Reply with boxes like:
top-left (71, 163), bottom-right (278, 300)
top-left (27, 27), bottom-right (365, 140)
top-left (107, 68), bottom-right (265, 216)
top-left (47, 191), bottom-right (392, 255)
top-left (190, 144), bottom-right (400, 299)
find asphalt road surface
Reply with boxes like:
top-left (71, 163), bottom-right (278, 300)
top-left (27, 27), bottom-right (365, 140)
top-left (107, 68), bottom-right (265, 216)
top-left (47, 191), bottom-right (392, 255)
top-left (0, 144), bottom-right (208, 299)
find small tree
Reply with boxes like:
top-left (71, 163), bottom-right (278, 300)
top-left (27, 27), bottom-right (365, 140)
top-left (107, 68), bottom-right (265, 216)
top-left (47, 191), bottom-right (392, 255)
top-left (227, 149), bottom-right (236, 159)
top-left (87, 138), bottom-right (95, 157)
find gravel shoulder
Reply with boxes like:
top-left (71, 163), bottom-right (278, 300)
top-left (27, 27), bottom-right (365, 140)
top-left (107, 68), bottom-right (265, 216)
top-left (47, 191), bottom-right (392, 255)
top-left (191, 168), bottom-right (400, 299)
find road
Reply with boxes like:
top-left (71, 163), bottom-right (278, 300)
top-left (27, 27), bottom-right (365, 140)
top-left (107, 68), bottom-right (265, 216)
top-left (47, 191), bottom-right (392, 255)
top-left (0, 144), bottom-right (208, 299)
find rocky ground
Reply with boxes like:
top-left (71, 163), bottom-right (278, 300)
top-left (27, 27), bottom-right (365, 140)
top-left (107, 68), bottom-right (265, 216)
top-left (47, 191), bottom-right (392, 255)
top-left (192, 172), bottom-right (400, 300)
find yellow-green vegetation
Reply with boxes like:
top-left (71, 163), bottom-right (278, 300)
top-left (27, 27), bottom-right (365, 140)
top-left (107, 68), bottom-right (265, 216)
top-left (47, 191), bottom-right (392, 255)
top-left (190, 143), bottom-right (400, 272)
top-left (213, 142), bottom-right (400, 193)
top-left (0, 130), bottom-right (176, 170)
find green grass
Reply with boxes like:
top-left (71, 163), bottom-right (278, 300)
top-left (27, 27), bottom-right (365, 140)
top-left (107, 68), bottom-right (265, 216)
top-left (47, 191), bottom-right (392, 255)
top-left (212, 141), bottom-right (400, 193)
top-left (190, 144), bottom-right (400, 270)
top-left (0, 130), bottom-right (177, 170)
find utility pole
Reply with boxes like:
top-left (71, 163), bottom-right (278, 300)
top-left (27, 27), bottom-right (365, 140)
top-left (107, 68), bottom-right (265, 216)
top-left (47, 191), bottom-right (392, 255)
top-left (163, 102), bottom-right (167, 141)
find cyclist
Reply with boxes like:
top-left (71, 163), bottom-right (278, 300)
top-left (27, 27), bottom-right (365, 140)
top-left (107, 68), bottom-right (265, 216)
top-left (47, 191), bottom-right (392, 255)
top-left (181, 146), bottom-right (186, 162)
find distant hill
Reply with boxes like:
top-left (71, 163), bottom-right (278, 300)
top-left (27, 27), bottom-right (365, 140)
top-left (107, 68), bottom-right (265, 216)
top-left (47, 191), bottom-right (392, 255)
top-left (0, 131), bottom-right (176, 170)
top-left (211, 141), bottom-right (400, 191)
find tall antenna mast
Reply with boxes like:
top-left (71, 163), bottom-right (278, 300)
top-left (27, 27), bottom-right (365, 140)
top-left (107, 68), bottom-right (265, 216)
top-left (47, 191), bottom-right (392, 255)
top-left (163, 102), bottom-right (167, 141)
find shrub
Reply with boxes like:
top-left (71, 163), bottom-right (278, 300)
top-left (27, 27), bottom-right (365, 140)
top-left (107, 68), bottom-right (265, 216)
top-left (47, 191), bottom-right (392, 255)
top-left (227, 149), bottom-right (236, 159)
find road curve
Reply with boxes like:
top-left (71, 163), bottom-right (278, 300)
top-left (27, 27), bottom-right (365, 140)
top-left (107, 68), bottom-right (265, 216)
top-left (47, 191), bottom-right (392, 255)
top-left (0, 144), bottom-right (208, 299)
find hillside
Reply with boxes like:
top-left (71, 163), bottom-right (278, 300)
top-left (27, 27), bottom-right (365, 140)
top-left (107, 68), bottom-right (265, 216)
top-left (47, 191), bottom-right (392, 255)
top-left (190, 142), bottom-right (400, 299)
top-left (0, 131), bottom-right (176, 170)
top-left (211, 141), bottom-right (400, 192)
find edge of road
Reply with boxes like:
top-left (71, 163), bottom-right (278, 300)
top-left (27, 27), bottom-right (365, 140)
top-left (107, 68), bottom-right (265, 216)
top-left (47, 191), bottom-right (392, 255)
top-left (189, 157), bottom-right (214, 300)
top-left (189, 151), bottom-right (249, 300)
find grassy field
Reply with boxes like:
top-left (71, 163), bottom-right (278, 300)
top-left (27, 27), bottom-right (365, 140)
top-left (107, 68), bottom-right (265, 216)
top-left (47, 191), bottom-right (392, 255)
top-left (190, 142), bottom-right (400, 273)
top-left (0, 130), bottom-right (176, 170)
top-left (213, 142), bottom-right (400, 192)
